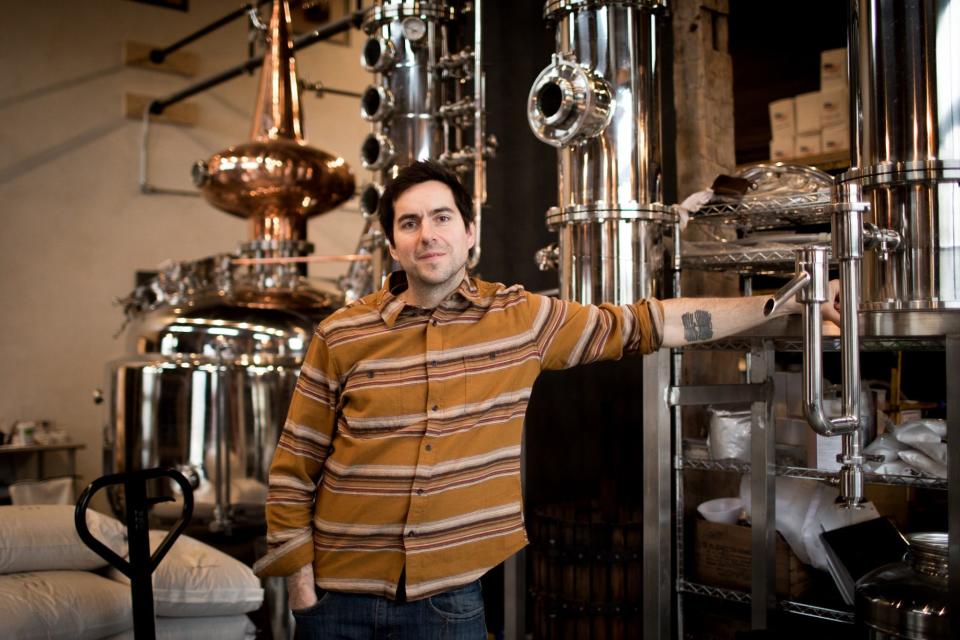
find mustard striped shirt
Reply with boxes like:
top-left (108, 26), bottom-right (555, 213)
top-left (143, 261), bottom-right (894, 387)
top-left (254, 274), bottom-right (663, 600)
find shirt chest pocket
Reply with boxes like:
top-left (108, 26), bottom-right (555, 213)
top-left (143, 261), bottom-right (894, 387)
top-left (338, 370), bottom-right (424, 437)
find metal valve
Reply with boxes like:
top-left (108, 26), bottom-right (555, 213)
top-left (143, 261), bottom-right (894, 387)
top-left (536, 243), bottom-right (560, 271)
top-left (527, 54), bottom-right (614, 147)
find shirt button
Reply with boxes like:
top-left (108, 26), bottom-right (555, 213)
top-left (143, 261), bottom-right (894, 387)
top-left (431, 319), bottom-right (438, 327)
top-left (366, 371), bottom-right (374, 378)
top-left (431, 360), bottom-right (438, 367)
top-left (431, 404), bottom-right (439, 412)
top-left (407, 530), bottom-right (416, 537)
top-left (425, 444), bottom-right (432, 451)
top-left (417, 488), bottom-right (424, 496)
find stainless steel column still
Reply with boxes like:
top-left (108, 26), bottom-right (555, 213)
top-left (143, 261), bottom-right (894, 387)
top-left (529, 0), bottom-right (674, 305)
top-left (839, 0), bottom-right (960, 335)
top-left (344, 0), bottom-right (492, 299)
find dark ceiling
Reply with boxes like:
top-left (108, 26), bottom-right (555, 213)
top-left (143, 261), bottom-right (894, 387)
top-left (730, 0), bottom-right (847, 165)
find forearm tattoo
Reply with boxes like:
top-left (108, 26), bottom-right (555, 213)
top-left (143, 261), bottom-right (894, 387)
top-left (681, 310), bottom-right (714, 342)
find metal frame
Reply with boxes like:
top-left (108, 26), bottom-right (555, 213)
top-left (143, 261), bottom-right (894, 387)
top-left (641, 336), bottom-right (958, 637)
top-left (642, 348), bottom-right (674, 639)
top-left (948, 336), bottom-right (959, 634)
top-left (749, 341), bottom-right (776, 627)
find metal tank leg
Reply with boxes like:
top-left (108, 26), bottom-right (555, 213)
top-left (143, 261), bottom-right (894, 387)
top-left (503, 550), bottom-right (526, 640)
top-left (749, 341), bottom-right (776, 628)
top-left (643, 348), bottom-right (673, 639)
top-left (947, 336), bottom-right (959, 636)
top-left (263, 574), bottom-right (294, 640)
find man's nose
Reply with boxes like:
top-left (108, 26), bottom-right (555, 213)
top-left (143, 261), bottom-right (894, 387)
top-left (419, 220), bottom-right (437, 244)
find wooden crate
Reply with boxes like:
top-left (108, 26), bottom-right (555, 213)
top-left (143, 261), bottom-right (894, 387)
top-left (693, 519), bottom-right (812, 598)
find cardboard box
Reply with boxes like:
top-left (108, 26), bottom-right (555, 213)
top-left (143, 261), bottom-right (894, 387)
top-left (820, 86), bottom-right (849, 128)
top-left (768, 97), bottom-right (796, 135)
top-left (821, 47), bottom-right (848, 90)
top-left (822, 123), bottom-right (850, 154)
top-left (769, 136), bottom-right (795, 162)
top-left (772, 371), bottom-right (803, 419)
top-left (795, 91), bottom-right (822, 134)
top-left (808, 427), bottom-right (843, 471)
top-left (694, 519), bottom-right (812, 598)
top-left (795, 132), bottom-right (822, 158)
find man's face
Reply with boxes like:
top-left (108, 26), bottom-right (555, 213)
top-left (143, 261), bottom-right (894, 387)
top-left (388, 180), bottom-right (475, 298)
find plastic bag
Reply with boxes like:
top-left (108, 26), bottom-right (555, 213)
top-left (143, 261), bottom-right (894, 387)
top-left (898, 449), bottom-right (947, 478)
top-left (895, 419), bottom-right (947, 466)
top-left (707, 409), bottom-right (752, 462)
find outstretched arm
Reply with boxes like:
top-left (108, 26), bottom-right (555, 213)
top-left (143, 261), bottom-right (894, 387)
top-left (659, 281), bottom-right (840, 348)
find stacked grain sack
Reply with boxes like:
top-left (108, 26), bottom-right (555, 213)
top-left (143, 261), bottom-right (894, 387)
top-left (768, 48), bottom-right (849, 162)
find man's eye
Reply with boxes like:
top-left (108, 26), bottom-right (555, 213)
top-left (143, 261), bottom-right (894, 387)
top-left (399, 220), bottom-right (417, 230)
top-left (436, 215), bottom-right (450, 223)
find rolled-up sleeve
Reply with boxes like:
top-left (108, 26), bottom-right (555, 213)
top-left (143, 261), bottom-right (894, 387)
top-left (533, 294), bottom-right (664, 371)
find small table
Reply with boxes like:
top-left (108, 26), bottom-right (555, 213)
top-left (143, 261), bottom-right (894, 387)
top-left (0, 443), bottom-right (86, 496)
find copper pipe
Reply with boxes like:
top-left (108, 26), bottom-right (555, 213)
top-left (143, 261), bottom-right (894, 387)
top-left (232, 254), bottom-right (371, 266)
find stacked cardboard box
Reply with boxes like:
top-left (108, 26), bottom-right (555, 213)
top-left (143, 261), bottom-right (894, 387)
top-left (693, 519), bottom-right (812, 598)
top-left (768, 47), bottom-right (850, 162)
top-left (819, 47), bottom-right (849, 155)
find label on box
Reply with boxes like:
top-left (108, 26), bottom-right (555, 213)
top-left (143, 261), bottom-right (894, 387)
top-left (822, 124), bottom-right (850, 153)
top-left (795, 91), bottom-right (822, 134)
top-left (770, 136), bottom-right (795, 161)
top-left (769, 97), bottom-right (796, 135)
top-left (821, 47), bottom-right (847, 88)
top-left (820, 87), bottom-right (849, 128)
top-left (795, 132), bottom-right (822, 157)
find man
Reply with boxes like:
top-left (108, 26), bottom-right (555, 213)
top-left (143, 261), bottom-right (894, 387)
top-left (254, 161), bottom-right (840, 638)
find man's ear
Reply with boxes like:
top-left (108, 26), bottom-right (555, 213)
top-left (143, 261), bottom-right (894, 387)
top-left (466, 221), bottom-right (477, 249)
top-left (387, 241), bottom-right (399, 262)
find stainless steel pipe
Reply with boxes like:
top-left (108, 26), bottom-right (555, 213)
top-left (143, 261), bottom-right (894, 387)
top-left (529, 0), bottom-right (673, 304)
top-left (766, 210), bottom-right (868, 507)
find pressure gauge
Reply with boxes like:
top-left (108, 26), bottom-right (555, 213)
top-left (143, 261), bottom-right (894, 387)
top-left (402, 17), bottom-right (427, 42)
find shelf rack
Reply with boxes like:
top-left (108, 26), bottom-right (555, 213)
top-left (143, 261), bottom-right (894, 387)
top-left (679, 248), bottom-right (798, 275)
top-left (640, 332), bottom-right (960, 638)
top-left (689, 190), bottom-right (834, 232)
top-left (624, 175), bottom-right (957, 637)
top-left (677, 580), bottom-right (856, 624)
top-left (679, 456), bottom-right (948, 490)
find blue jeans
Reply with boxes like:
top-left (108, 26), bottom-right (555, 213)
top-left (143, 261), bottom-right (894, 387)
top-left (292, 579), bottom-right (487, 640)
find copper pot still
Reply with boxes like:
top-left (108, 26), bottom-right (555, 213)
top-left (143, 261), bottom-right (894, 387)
top-left (192, 0), bottom-right (355, 246)
top-left (105, 0), bottom-right (356, 533)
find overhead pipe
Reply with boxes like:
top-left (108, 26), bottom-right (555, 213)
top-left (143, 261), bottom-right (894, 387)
top-left (148, 7), bottom-right (366, 116)
top-left (147, 2), bottom-right (269, 65)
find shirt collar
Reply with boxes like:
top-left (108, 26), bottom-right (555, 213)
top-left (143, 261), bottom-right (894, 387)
top-left (376, 271), bottom-right (484, 327)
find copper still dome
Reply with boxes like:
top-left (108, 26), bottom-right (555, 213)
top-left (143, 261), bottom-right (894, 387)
top-left (192, 0), bottom-right (355, 243)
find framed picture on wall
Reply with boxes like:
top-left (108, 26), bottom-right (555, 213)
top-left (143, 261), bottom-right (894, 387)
top-left (291, 0), bottom-right (352, 46)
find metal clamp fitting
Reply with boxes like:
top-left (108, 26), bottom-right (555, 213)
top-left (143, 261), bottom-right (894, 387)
top-left (527, 54), bottom-right (614, 147)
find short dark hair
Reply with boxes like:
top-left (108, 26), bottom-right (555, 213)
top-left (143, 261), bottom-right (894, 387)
top-left (378, 160), bottom-right (474, 246)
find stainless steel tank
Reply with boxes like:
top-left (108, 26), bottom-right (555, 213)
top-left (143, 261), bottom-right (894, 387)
top-left (528, 0), bottom-right (673, 305)
top-left (342, 0), bottom-right (491, 300)
top-left (838, 0), bottom-right (960, 336)
top-left (105, 0), bottom-right (354, 532)
top-left (107, 274), bottom-right (331, 530)
top-left (856, 532), bottom-right (950, 639)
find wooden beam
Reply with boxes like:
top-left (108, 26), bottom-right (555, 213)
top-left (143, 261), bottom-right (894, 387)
top-left (123, 92), bottom-right (198, 127)
top-left (122, 40), bottom-right (199, 77)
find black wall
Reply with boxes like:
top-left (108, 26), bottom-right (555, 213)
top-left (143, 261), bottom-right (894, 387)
top-left (475, 1), bottom-right (557, 292)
